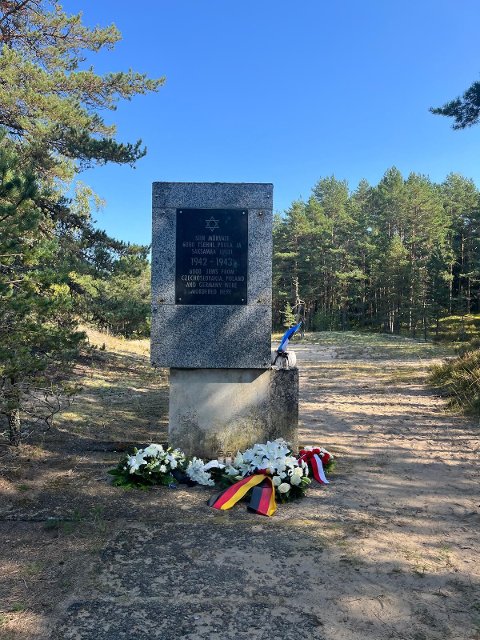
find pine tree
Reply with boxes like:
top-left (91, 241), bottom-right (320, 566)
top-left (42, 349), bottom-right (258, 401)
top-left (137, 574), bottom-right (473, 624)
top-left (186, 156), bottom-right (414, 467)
top-left (403, 173), bottom-right (448, 338)
top-left (440, 174), bottom-right (480, 317)
top-left (346, 180), bottom-right (374, 328)
top-left (311, 176), bottom-right (353, 329)
top-left (273, 202), bottom-right (310, 326)
top-left (0, 1), bottom-right (164, 177)
top-left (72, 248), bottom-right (151, 337)
top-left (0, 3), bottom-right (162, 443)
top-left (272, 169), bottom-right (478, 337)
top-left (431, 80), bottom-right (480, 129)
top-left (281, 301), bottom-right (296, 328)
top-left (0, 135), bottom-right (84, 444)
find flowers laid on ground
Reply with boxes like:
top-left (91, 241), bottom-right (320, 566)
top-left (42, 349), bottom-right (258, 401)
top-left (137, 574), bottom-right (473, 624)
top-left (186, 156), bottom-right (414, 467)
top-left (298, 446), bottom-right (335, 484)
top-left (108, 438), bottom-right (335, 515)
top-left (108, 443), bottom-right (187, 488)
top-left (185, 458), bottom-right (222, 487)
top-left (220, 439), bottom-right (311, 503)
top-left (205, 439), bottom-right (314, 516)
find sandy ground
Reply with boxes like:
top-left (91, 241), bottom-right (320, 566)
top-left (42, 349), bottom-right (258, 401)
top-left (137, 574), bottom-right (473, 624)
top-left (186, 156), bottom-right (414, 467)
top-left (1, 333), bottom-right (479, 639)
top-left (292, 339), bottom-right (480, 639)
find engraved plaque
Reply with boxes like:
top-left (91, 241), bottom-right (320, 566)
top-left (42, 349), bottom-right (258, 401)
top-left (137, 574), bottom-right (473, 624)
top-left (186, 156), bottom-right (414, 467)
top-left (175, 208), bottom-right (248, 305)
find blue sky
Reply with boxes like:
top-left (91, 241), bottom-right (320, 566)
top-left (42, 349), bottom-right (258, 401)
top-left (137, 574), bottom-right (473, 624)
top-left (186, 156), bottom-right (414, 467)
top-left (64, 0), bottom-right (480, 246)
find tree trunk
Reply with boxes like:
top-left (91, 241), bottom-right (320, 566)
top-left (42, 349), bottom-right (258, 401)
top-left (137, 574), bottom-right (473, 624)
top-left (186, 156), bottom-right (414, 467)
top-left (8, 408), bottom-right (21, 446)
top-left (423, 295), bottom-right (428, 341)
top-left (448, 261), bottom-right (453, 314)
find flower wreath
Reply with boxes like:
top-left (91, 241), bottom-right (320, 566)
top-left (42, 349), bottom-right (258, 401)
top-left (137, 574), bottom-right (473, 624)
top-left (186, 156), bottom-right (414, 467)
top-left (109, 439), bottom-right (334, 516)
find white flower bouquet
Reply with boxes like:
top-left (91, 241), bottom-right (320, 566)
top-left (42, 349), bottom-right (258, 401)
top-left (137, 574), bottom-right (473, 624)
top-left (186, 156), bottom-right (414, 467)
top-left (217, 438), bottom-right (311, 503)
top-left (108, 439), bottom-right (334, 515)
top-left (185, 458), bottom-right (224, 487)
top-left (108, 443), bottom-right (187, 488)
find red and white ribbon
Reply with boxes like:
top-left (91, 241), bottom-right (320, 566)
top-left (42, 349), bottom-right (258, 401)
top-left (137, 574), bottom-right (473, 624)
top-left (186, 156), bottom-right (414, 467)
top-left (298, 449), bottom-right (331, 484)
top-left (310, 453), bottom-right (329, 484)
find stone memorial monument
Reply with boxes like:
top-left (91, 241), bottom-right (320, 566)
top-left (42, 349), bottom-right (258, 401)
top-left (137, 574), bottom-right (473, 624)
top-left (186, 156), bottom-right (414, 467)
top-left (151, 182), bottom-right (298, 458)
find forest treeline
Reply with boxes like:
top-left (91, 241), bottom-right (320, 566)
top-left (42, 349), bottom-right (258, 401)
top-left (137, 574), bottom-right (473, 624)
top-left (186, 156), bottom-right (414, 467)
top-left (273, 170), bottom-right (480, 337)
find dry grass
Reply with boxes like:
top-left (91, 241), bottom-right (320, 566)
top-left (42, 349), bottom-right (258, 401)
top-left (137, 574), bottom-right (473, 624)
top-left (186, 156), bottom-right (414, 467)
top-left (53, 326), bottom-right (168, 443)
top-left (430, 346), bottom-right (480, 416)
top-left (82, 325), bottom-right (150, 358)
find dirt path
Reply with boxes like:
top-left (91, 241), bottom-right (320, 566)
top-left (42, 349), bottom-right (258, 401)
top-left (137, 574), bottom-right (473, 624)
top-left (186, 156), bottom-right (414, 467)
top-left (294, 336), bottom-right (480, 639)
top-left (1, 334), bottom-right (479, 639)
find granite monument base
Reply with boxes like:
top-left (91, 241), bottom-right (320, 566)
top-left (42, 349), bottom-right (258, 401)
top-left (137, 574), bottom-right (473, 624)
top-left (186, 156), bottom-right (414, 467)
top-left (168, 368), bottom-right (298, 458)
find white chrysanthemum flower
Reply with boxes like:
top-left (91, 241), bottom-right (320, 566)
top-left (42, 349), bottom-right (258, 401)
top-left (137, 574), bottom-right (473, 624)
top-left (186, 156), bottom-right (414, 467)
top-left (144, 443), bottom-right (164, 457)
top-left (278, 482), bottom-right (291, 493)
top-left (290, 474), bottom-right (302, 486)
top-left (166, 454), bottom-right (178, 469)
top-left (127, 453), bottom-right (145, 473)
top-left (272, 475), bottom-right (282, 486)
top-left (159, 464), bottom-right (167, 473)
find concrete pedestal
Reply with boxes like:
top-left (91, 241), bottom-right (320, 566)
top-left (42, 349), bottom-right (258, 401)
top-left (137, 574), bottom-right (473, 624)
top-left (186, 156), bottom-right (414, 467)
top-left (169, 368), bottom-right (298, 458)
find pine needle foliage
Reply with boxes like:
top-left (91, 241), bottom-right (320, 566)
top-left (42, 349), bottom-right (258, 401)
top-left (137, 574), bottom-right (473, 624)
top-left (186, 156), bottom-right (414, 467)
top-left (0, 134), bottom-right (85, 444)
top-left (0, 0), bottom-right (164, 175)
top-left (431, 80), bottom-right (480, 129)
top-left (0, 2), bottom-right (162, 443)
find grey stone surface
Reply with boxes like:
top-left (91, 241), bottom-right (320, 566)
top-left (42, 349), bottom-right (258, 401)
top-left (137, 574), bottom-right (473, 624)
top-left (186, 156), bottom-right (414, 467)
top-left (152, 181), bottom-right (273, 209)
top-left (151, 182), bottom-right (272, 369)
top-left (53, 523), bottom-right (327, 640)
top-left (151, 305), bottom-right (272, 369)
top-left (169, 367), bottom-right (299, 458)
top-left (268, 368), bottom-right (299, 451)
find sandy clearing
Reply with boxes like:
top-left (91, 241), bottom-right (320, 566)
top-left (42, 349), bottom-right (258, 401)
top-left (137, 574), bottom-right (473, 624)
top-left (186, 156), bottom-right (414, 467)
top-left (2, 334), bottom-right (479, 640)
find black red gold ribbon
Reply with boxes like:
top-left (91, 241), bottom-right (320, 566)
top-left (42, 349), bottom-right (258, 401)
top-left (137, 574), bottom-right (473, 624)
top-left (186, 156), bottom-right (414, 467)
top-left (208, 473), bottom-right (277, 516)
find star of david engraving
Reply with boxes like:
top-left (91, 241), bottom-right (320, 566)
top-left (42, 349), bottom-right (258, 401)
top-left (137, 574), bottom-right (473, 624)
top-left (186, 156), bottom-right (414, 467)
top-left (205, 216), bottom-right (219, 232)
